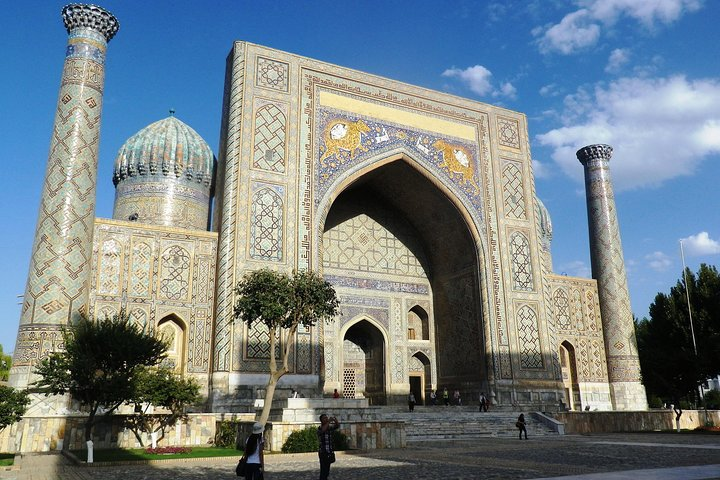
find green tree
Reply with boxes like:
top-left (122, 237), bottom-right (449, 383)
top-left (0, 344), bottom-right (12, 382)
top-left (234, 269), bottom-right (339, 425)
top-left (0, 385), bottom-right (30, 430)
top-left (33, 312), bottom-right (168, 442)
top-left (637, 264), bottom-right (720, 404)
top-left (124, 366), bottom-right (201, 446)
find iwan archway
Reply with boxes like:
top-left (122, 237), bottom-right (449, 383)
top-left (320, 156), bottom-right (487, 405)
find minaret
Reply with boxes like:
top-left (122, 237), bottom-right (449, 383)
top-left (9, 5), bottom-right (119, 388)
top-left (577, 144), bottom-right (647, 410)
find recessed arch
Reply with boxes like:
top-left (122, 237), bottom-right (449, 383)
top-left (341, 317), bottom-right (387, 405)
top-left (158, 313), bottom-right (187, 374)
top-left (560, 340), bottom-right (579, 410)
top-left (408, 305), bottom-right (429, 341)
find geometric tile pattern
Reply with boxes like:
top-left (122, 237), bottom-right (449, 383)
top-left (497, 116), bottom-right (521, 150)
top-left (246, 322), bottom-right (272, 359)
top-left (323, 214), bottom-right (426, 278)
top-left (552, 288), bottom-right (571, 330)
top-left (253, 103), bottom-right (286, 173)
top-left (213, 44), bottom-right (245, 372)
top-left (502, 162), bottom-right (526, 219)
top-left (249, 185), bottom-right (284, 261)
top-left (578, 144), bottom-right (643, 385)
top-left (510, 231), bottom-right (533, 291)
top-left (255, 57), bottom-right (289, 92)
top-left (130, 241), bottom-right (152, 297)
top-left (517, 305), bottom-right (543, 369)
top-left (159, 245), bottom-right (191, 300)
top-left (98, 239), bottom-right (121, 295)
top-left (572, 289), bottom-right (584, 331)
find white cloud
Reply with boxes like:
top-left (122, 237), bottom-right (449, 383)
top-left (534, 0), bottom-right (702, 55)
top-left (558, 260), bottom-right (592, 278)
top-left (442, 65), bottom-right (493, 96)
top-left (539, 83), bottom-right (562, 97)
top-left (605, 48), bottom-right (631, 73)
top-left (536, 9), bottom-right (600, 55)
top-left (681, 232), bottom-right (720, 256)
top-left (645, 251), bottom-right (673, 271)
top-left (536, 75), bottom-right (720, 190)
top-left (442, 65), bottom-right (517, 99)
top-left (532, 158), bottom-right (551, 178)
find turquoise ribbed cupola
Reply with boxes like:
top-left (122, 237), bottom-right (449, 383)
top-left (112, 114), bottom-right (215, 230)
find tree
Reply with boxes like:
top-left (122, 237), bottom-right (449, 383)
top-left (0, 385), bottom-right (29, 430)
top-left (637, 264), bottom-right (720, 404)
top-left (234, 269), bottom-right (339, 425)
top-left (0, 344), bottom-right (12, 382)
top-left (124, 366), bottom-right (200, 447)
top-left (33, 312), bottom-right (168, 442)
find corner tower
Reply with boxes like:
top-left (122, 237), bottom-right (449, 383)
top-left (10, 4), bottom-right (119, 387)
top-left (577, 144), bottom-right (647, 410)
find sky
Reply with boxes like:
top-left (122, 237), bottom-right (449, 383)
top-left (1, 0), bottom-right (718, 353)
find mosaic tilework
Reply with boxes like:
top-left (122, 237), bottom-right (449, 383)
top-left (213, 44), bottom-right (245, 372)
top-left (253, 102), bottom-right (287, 173)
top-left (249, 183), bottom-right (284, 261)
top-left (98, 239), bottom-right (122, 295)
top-left (323, 214), bottom-right (426, 278)
top-left (324, 275), bottom-right (428, 295)
top-left (517, 304), bottom-right (543, 369)
top-left (502, 161), bottom-right (526, 219)
top-left (553, 288), bottom-right (571, 330)
top-left (549, 274), bottom-right (608, 383)
top-left (88, 220), bottom-right (216, 376)
top-left (509, 231), bottom-right (533, 291)
top-left (497, 116), bottom-right (521, 150)
top-left (159, 245), bottom-right (191, 300)
top-left (255, 57), bottom-right (289, 92)
top-left (315, 110), bottom-right (484, 215)
top-left (578, 145), bottom-right (643, 386)
top-left (12, 14), bottom-right (115, 385)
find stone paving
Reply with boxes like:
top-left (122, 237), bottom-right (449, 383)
top-left (1, 433), bottom-right (719, 480)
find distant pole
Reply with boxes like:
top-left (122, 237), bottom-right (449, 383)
top-left (679, 240), bottom-right (698, 356)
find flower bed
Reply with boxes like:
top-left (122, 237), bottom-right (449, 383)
top-left (144, 446), bottom-right (193, 455)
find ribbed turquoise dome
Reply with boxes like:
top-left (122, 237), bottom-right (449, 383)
top-left (111, 115), bottom-right (215, 230)
top-left (112, 115), bottom-right (213, 187)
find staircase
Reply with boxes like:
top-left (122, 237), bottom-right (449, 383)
top-left (379, 407), bottom-right (561, 441)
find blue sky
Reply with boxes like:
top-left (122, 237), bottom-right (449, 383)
top-left (1, 0), bottom-right (719, 353)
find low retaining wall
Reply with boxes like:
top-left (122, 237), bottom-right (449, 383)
top-left (0, 414), bottom-right (216, 453)
top-left (261, 420), bottom-right (405, 452)
top-left (554, 409), bottom-right (719, 433)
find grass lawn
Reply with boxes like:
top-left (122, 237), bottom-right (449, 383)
top-left (0, 453), bottom-right (14, 466)
top-left (70, 446), bottom-right (242, 463)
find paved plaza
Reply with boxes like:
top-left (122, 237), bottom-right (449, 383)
top-left (1, 433), bottom-right (719, 480)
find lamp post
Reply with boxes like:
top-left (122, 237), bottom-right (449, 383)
top-left (679, 240), bottom-right (698, 356)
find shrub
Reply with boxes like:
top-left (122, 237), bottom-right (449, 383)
top-left (647, 395), bottom-right (663, 409)
top-left (214, 421), bottom-right (239, 449)
top-left (281, 426), bottom-right (349, 453)
top-left (703, 390), bottom-right (720, 410)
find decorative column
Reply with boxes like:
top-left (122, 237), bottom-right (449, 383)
top-left (577, 144), bottom-right (647, 410)
top-left (9, 5), bottom-right (119, 388)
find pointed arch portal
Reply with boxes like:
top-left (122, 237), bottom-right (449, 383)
top-left (323, 158), bottom-right (487, 401)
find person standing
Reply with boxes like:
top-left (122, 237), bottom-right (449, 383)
top-left (430, 389), bottom-right (437, 406)
top-left (453, 389), bottom-right (462, 405)
top-left (333, 388), bottom-right (340, 399)
top-left (408, 392), bottom-right (416, 412)
top-left (442, 387), bottom-right (450, 406)
top-left (318, 413), bottom-right (340, 480)
top-left (479, 392), bottom-right (488, 412)
top-left (244, 422), bottom-right (265, 479)
top-left (516, 413), bottom-right (528, 440)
